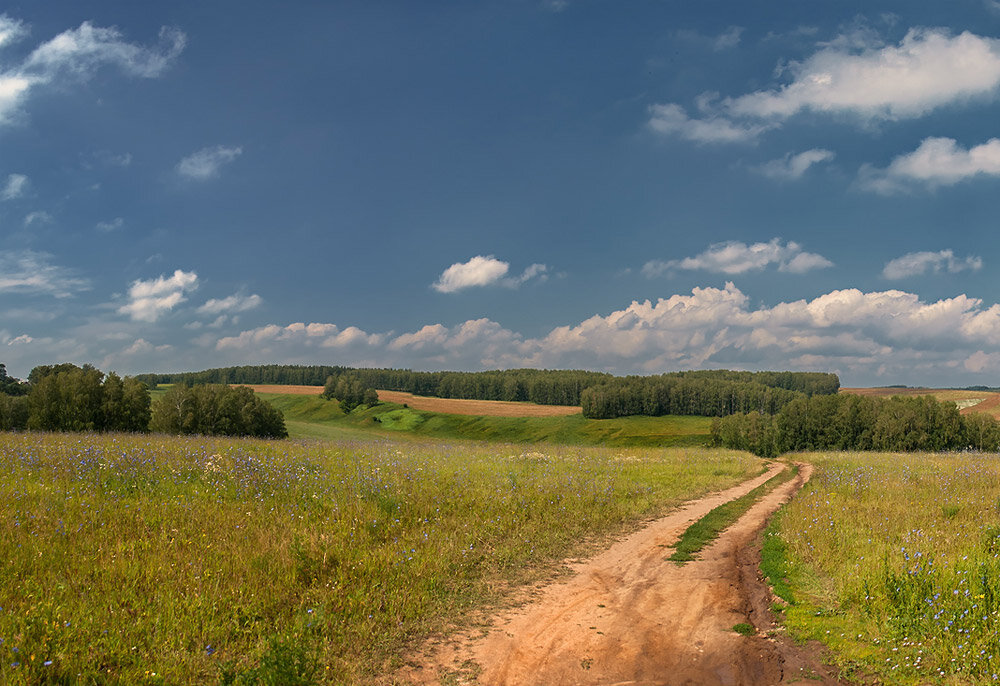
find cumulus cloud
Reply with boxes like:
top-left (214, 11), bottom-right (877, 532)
top-left (0, 250), bottom-right (89, 297)
top-left (117, 269), bottom-right (198, 322)
top-left (176, 145), bottom-right (243, 180)
top-left (651, 28), bottom-right (1000, 143)
top-left (1, 173), bottom-right (27, 200)
top-left (882, 250), bottom-right (983, 280)
top-left (642, 239), bottom-right (833, 277)
top-left (204, 284), bottom-right (1000, 383)
top-left (432, 256), bottom-right (548, 293)
top-left (0, 19), bottom-right (184, 126)
top-left (755, 149), bottom-right (835, 180)
top-left (859, 137), bottom-right (1000, 193)
top-left (196, 293), bottom-right (262, 315)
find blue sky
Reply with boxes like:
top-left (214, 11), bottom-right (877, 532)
top-left (3, 1), bottom-right (1000, 387)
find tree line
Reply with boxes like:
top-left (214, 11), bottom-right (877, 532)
top-left (580, 371), bottom-right (840, 419)
top-left (136, 364), bottom-right (839, 414)
top-left (711, 393), bottom-right (1000, 457)
top-left (138, 365), bottom-right (612, 406)
top-left (0, 363), bottom-right (285, 438)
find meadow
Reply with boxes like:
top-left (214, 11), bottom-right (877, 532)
top-left (260, 392), bottom-right (714, 447)
top-left (767, 451), bottom-right (1000, 684)
top-left (0, 432), bottom-right (760, 684)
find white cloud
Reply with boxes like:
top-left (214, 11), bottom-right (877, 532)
top-left (1, 173), bottom-right (27, 200)
top-left (197, 293), bottom-right (262, 315)
top-left (96, 217), bottom-right (124, 232)
top-left (713, 26), bottom-right (744, 51)
top-left (23, 210), bottom-right (51, 226)
top-left (0, 250), bottom-right (89, 297)
top-left (117, 269), bottom-right (198, 322)
top-left (651, 28), bottom-right (1000, 143)
top-left (176, 145), bottom-right (243, 180)
top-left (0, 20), bottom-right (184, 125)
top-left (648, 103), bottom-right (768, 144)
top-left (729, 28), bottom-right (1000, 120)
top-left (642, 238), bottom-right (833, 277)
top-left (755, 149), bottom-right (835, 180)
top-left (882, 250), bottom-right (983, 280)
top-left (432, 256), bottom-right (549, 293)
top-left (860, 137), bottom-right (1000, 193)
top-left (433, 255), bottom-right (509, 292)
top-left (0, 15), bottom-right (27, 48)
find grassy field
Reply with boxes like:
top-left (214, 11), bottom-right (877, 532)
top-left (0, 432), bottom-right (761, 684)
top-left (767, 451), bottom-right (1000, 684)
top-left (261, 392), bottom-right (713, 447)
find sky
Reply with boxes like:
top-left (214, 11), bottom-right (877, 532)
top-left (2, 1), bottom-right (1000, 387)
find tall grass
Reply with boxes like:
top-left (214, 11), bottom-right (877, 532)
top-left (774, 452), bottom-right (1000, 683)
top-left (0, 432), bottom-right (759, 684)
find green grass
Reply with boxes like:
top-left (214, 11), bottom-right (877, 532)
top-left (668, 464), bottom-right (797, 563)
top-left (771, 451), bottom-right (1000, 683)
top-left (0, 432), bottom-right (761, 684)
top-left (261, 393), bottom-right (713, 447)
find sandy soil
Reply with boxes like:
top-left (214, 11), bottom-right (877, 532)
top-left (400, 462), bottom-right (850, 686)
top-left (375, 391), bottom-right (582, 418)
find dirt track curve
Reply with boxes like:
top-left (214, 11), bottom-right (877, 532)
top-left (401, 461), bottom-right (849, 686)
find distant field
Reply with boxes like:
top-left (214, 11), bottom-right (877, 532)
top-left (258, 392), bottom-right (712, 447)
top-left (375, 390), bottom-right (581, 417)
top-left (237, 386), bottom-right (581, 417)
top-left (841, 386), bottom-right (1000, 418)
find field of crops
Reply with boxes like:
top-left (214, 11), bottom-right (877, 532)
top-left (0, 432), bottom-right (760, 684)
top-left (770, 451), bottom-right (1000, 683)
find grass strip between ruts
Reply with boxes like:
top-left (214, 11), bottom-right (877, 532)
top-left (668, 463), bottom-right (799, 563)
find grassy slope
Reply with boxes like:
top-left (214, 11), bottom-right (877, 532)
top-left (260, 393), bottom-right (714, 447)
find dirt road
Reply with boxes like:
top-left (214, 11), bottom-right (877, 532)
top-left (403, 462), bottom-right (847, 686)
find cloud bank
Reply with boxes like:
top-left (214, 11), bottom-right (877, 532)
top-left (196, 283), bottom-right (1000, 386)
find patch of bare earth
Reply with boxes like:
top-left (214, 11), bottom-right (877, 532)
top-left (399, 462), bottom-right (851, 686)
top-left (237, 384), bottom-right (324, 395)
top-left (376, 391), bottom-right (582, 418)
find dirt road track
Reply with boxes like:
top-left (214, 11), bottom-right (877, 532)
top-left (402, 461), bottom-right (849, 686)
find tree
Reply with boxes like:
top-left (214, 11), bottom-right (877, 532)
top-left (150, 384), bottom-right (287, 438)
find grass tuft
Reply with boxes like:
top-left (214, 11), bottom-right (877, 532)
top-left (668, 464), bottom-right (797, 563)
